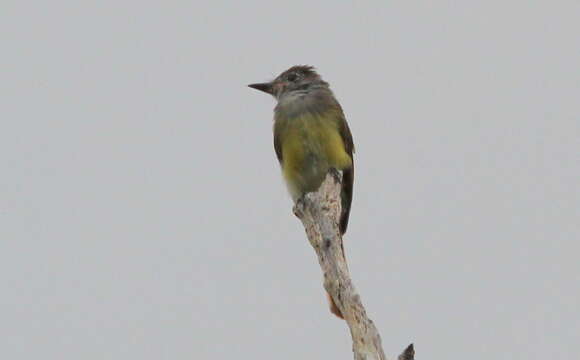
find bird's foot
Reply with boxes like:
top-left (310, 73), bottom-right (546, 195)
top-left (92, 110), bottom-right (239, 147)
top-left (293, 195), bottom-right (306, 219)
top-left (328, 167), bottom-right (342, 184)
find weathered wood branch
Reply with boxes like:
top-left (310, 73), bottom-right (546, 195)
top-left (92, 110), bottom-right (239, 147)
top-left (293, 170), bottom-right (414, 360)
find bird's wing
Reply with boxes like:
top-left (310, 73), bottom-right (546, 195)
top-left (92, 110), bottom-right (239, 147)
top-left (273, 125), bottom-right (283, 164)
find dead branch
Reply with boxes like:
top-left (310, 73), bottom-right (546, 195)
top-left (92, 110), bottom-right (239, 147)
top-left (293, 170), bottom-right (414, 360)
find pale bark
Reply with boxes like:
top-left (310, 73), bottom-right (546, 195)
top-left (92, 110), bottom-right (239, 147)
top-left (293, 170), bottom-right (414, 360)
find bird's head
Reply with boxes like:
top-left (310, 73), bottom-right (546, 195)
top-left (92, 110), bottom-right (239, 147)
top-left (248, 65), bottom-right (327, 99)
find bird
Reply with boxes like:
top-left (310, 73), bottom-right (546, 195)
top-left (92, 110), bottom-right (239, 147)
top-left (249, 65), bottom-right (354, 319)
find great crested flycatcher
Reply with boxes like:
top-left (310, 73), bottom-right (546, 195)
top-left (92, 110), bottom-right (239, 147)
top-left (249, 65), bottom-right (354, 319)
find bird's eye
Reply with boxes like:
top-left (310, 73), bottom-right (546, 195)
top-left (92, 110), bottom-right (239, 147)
top-left (286, 73), bottom-right (298, 82)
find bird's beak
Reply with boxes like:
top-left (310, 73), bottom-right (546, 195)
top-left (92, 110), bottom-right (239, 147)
top-left (248, 82), bottom-right (274, 95)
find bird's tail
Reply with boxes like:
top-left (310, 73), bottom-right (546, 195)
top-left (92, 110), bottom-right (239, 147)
top-left (325, 241), bottom-right (346, 319)
top-left (326, 291), bottom-right (344, 319)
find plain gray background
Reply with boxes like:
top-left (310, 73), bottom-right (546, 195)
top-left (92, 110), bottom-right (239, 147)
top-left (2, 1), bottom-right (578, 359)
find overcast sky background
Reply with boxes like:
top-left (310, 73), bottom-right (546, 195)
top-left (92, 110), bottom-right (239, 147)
top-left (2, 1), bottom-right (578, 359)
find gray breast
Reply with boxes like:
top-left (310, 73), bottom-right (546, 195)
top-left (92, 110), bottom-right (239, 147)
top-left (276, 88), bottom-right (335, 118)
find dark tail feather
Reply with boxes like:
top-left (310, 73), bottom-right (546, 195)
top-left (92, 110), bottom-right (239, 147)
top-left (340, 167), bottom-right (354, 234)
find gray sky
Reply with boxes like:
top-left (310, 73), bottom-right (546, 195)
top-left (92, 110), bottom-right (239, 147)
top-left (2, 1), bottom-right (578, 359)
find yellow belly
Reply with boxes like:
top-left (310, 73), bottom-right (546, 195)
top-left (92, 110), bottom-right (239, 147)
top-left (279, 112), bottom-right (352, 200)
